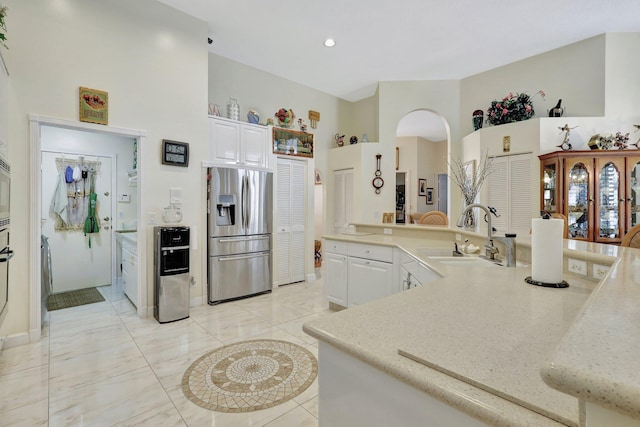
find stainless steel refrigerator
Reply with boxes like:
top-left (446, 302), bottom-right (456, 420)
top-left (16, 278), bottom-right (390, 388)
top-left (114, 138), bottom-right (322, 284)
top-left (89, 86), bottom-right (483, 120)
top-left (207, 167), bottom-right (273, 304)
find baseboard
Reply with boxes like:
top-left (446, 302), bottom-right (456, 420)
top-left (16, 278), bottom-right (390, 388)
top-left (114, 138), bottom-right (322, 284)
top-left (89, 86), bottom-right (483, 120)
top-left (29, 328), bottom-right (41, 343)
top-left (306, 272), bottom-right (317, 282)
top-left (3, 332), bottom-right (30, 349)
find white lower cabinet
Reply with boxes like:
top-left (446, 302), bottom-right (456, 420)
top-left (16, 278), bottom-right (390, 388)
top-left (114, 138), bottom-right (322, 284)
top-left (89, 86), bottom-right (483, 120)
top-left (324, 239), bottom-right (399, 307)
top-left (347, 257), bottom-right (393, 306)
top-left (324, 252), bottom-right (348, 306)
top-left (121, 245), bottom-right (138, 307)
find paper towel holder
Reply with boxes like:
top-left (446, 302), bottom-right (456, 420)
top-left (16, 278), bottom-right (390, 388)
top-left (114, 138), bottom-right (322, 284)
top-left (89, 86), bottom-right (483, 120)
top-left (524, 276), bottom-right (569, 288)
top-left (526, 213), bottom-right (569, 288)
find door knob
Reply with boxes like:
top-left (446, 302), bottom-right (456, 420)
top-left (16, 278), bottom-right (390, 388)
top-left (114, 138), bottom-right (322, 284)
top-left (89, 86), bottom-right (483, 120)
top-left (104, 191), bottom-right (110, 196)
top-left (103, 216), bottom-right (110, 222)
top-left (104, 225), bottom-right (110, 230)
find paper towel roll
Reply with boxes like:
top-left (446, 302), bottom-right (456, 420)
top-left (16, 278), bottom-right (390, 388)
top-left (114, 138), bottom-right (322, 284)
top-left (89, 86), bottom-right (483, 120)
top-left (531, 218), bottom-right (564, 284)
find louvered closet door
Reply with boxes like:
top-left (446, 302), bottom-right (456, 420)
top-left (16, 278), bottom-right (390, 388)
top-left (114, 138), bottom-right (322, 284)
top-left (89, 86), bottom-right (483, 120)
top-left (275, 158), bottom-right (306, 286)
top-left (487, 153), bottom-right (532, 235)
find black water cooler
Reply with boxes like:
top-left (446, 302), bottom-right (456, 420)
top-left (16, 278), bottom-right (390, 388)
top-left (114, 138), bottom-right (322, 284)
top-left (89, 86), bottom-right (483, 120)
top-left (154, 226), bottom-right (190, 323)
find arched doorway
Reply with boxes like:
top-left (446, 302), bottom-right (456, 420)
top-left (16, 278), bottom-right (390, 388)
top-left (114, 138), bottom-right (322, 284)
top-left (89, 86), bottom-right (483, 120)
top-left (395, 110), bottom-right (450, 224)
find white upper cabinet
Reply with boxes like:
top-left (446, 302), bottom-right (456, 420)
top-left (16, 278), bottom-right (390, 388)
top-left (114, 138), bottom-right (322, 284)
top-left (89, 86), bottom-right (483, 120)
top-left (209, 116), bottom-right (269, 168)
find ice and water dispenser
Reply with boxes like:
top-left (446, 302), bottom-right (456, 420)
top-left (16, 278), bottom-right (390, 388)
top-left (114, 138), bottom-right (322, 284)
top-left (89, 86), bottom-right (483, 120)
top-left (215, 194), bottom-right (236, 226)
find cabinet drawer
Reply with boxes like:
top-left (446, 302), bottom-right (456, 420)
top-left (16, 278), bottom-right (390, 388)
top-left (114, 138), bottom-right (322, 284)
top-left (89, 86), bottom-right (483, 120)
top-left (348, 243), bottom-right (393, 263)
top-left (324, 239), bottom-right (348, 255)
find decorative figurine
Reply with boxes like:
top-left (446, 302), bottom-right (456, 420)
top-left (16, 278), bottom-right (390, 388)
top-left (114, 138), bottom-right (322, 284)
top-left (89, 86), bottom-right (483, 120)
top-left (472, 109), bottom-right (483, 131)
top-left (297, 118), bottom-right (307, 133)
top-left (632, 124), bottom-right (640, 149)
top-left (613, 131), bottom-right (630, 150)
top-left (588, 133), bottom-right (614, 150)
top-left (247, 110), bottom-right (260, 124)
top-left (349, 136), bottom-right (358, 144)
top-left (548, 99), bottom-right (564, 117)
top-left (557, 124), bottom-right (577, 151)
top-left (334, 133), bottom-right (345, 147)
top-left (266, 118), bottom-right (275, 126)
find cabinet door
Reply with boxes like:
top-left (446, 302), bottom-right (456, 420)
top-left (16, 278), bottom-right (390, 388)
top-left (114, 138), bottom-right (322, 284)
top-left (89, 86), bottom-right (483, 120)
top-left (564, 157), bottom-right (594, 241)
top-left (241, 125), bottom-right (267, 167)
top-left (274, 158), bottom-right (306, 286)
top-left (210, 118), bottom-right (240, 164)
top-left (541, 157), bottom-right (560, 214)
top-left (324, 252), bottom-right (348, 306)
top-left (122, 248), bottom-right (137, 306)
top-left (595, 157), bottom-right (625, 243)
top-left (347, 257), bottom-right (393, 307)
top-left (487, 153), bottom-right (531, 235)
top-left (625, 156), bottom-right (640, 233)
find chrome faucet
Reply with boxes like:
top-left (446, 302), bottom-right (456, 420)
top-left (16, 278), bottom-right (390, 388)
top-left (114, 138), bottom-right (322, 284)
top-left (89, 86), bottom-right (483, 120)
top-left (457, 203), bottom-right (517, 267)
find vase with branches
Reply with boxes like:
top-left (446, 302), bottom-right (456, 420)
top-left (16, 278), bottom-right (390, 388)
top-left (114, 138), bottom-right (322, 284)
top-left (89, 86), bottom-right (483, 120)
top-left (447, 150), bottom-right (494, 228)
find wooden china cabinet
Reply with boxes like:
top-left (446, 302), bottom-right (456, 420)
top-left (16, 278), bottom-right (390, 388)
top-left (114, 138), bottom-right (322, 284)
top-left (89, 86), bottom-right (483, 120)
top-left (539, 150), bottom-right (640, 243)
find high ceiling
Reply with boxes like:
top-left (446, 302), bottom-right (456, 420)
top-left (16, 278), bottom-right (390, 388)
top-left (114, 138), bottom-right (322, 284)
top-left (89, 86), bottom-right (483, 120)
top-left (157, 0), bottom-right (639, 103)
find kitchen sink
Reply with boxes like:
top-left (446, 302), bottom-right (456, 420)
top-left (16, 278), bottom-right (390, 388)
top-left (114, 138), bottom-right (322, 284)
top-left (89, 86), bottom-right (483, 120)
top-left (415, 248), bottom-right (459, 257)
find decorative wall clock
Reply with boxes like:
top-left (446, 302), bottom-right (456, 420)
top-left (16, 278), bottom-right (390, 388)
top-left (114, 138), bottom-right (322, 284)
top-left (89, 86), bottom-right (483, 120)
top-left (372, 154), bottom-right (384, 194)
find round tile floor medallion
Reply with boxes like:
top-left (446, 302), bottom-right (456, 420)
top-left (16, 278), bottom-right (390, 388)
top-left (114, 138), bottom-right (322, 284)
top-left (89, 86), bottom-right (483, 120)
top-left (182, 339), bottom-right (317, 412)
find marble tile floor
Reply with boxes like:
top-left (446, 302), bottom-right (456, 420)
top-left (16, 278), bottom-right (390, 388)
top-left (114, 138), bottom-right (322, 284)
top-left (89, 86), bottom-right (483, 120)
top-left (0, 276), bottom-right (330, 426)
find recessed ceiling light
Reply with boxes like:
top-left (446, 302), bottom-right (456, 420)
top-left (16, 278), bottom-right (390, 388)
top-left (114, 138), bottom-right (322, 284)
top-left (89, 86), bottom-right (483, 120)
top-left (324, 38), bottom-right (336, 48)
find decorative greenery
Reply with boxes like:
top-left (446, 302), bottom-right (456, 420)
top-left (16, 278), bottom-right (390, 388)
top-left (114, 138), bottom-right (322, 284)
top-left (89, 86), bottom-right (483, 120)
top-left (0, 5), bottom-right (7, 50)
top-left (486, 90), bottom-right (545, 126)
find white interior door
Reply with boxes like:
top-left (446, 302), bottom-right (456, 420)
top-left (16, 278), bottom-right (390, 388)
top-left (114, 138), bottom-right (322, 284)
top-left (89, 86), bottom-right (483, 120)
top-left (41, 152), bottom-right (113, 293)
top-left (275, 158), bottom-right (306, 286)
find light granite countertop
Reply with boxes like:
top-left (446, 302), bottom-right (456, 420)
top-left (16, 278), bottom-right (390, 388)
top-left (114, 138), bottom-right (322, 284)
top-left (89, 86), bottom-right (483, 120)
top-left (304, 224), bottom-right (639, 426)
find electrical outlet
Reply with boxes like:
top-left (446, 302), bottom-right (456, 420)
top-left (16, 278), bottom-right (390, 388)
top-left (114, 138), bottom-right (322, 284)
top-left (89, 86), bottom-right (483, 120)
top-left (456, 233), bottom-right (461, 241)
top-left (148, 212), bottom-right (157, 225)
top-left (568, 258), bottom-right (587, 276)
top-left (593, 264), bottom-right (610, 280)
top-left (383, 228), bottom-right (392, 235)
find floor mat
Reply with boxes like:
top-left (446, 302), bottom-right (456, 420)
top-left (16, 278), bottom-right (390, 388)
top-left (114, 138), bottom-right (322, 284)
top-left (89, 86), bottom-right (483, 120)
top-left (182, 339), bottom-right (317, 412)
top-left (47, 287), bottom-right (105, 311)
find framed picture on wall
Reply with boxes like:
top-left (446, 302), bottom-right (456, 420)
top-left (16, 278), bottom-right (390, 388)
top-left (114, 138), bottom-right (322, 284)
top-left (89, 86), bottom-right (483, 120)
top-left (418, 178), bottom-right (426, 196)
top-left (426, 188), bottom-right (434, 205)
top-left (273, 127), bottom-right (314, 158)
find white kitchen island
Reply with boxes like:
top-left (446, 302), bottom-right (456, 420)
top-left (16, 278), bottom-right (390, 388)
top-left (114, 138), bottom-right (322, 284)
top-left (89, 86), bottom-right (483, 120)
top-left (304, 223), bottom-right (640, 427)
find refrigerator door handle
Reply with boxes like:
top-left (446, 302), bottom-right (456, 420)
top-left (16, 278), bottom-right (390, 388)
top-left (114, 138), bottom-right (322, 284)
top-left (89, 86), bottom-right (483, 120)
top-left (218, 236), bottom-right (269, 243)
top-left (241, 174), bottom-right (246, 230)
top-left (245, 175), bottom-right (250, 229)
top-left (219, 252), bottom-right (270, 262)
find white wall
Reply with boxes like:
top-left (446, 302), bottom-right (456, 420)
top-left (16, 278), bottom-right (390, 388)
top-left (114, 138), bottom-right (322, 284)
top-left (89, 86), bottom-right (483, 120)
top-left (1, 0), bottom-right (207, 338)
top-left (604, 33), bottom-right (640, 117)
top-left (378, 81), bottom-right (461, 222)
top-left (460, 35), bottom-right (607, 138)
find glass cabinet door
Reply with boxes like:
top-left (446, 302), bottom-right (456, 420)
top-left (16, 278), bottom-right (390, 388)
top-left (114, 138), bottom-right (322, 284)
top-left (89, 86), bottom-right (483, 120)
top-left (596, 160), bottom-right (623, 242)
top-left (542, 160), bottom-right (558, 213)
top-left (627, 157), bottom-right (640, 232)
top-left (566, 161), bottom-right (591, 240)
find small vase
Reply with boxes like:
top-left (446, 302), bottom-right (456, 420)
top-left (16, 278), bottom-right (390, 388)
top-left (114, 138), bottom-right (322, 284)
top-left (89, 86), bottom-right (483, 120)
top-left (472, 110), bottom-right (483, 131)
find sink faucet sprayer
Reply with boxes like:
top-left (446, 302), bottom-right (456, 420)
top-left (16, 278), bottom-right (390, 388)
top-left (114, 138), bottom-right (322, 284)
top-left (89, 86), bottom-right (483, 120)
top-left (456, 204), bottom-right (517, 267)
